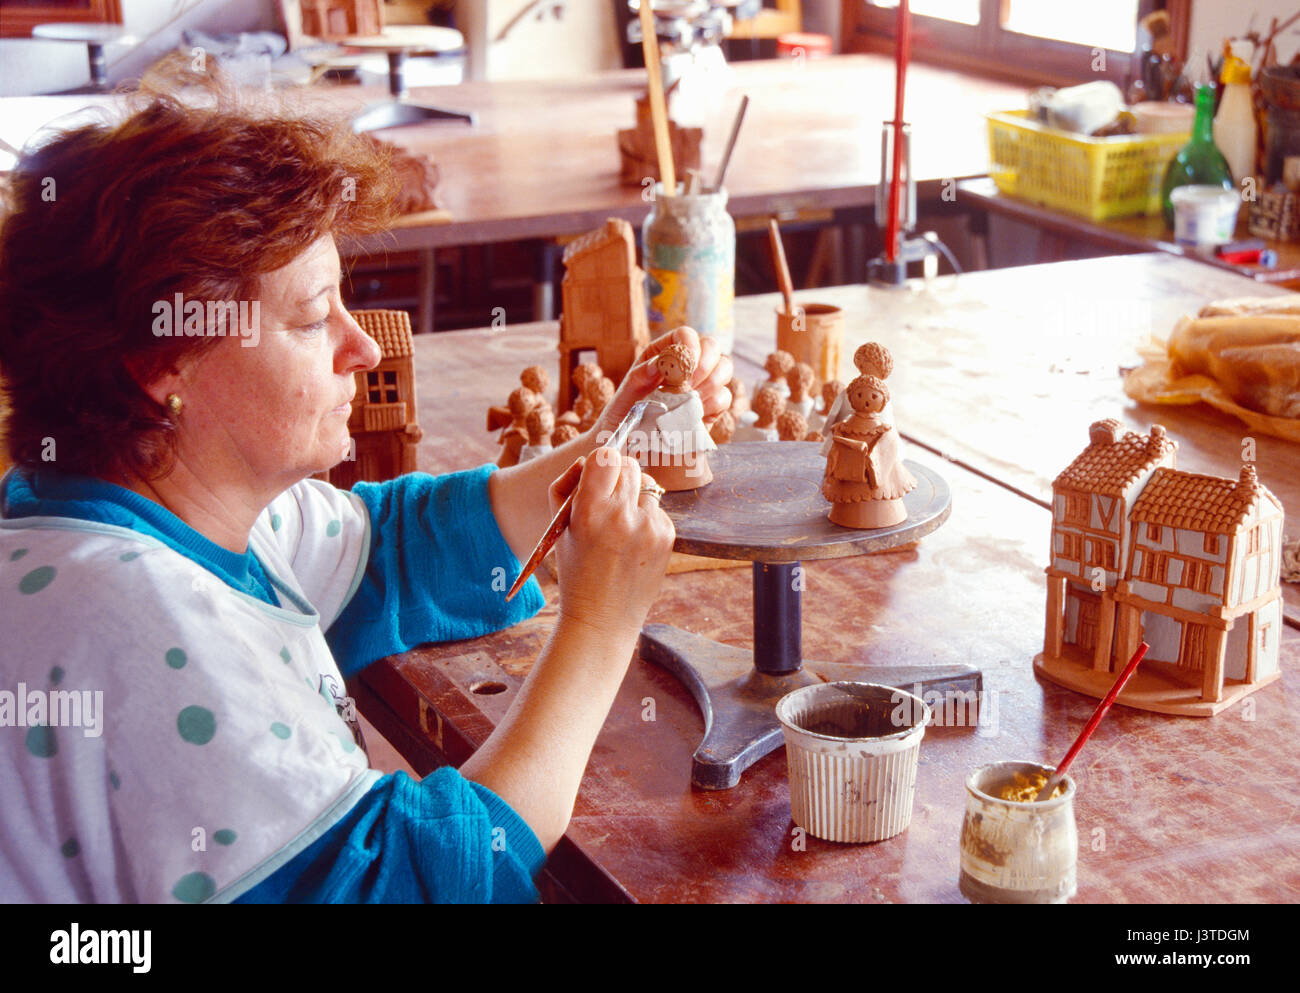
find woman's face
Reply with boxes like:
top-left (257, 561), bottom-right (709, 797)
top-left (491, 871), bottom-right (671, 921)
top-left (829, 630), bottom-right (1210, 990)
top-left (173, 235), bottom-right (380, 495)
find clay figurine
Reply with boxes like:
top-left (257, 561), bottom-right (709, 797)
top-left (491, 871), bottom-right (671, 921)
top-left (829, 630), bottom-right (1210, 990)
top-left (497, 386), bottom-right (539, 468)
top-left (822, 343), bottom-right (895, 456)
top-left (757, 350), bottom-right (795, 399)
top-left (709, 408), bottom-right (736, 446)
top-left (822, 375), bottom-right (916, 529)
top-left (577, 376), bottom-right (615, 432)
top-left (733, 385), bottom-right (784, 442)
top-left (630, 342), bottom-right (716, 490)
top-left (551, 422), bottom-right (580, 447)
top-left (728, 376), bottom-right (754, 425)
top-left (519, 405), bottom-right (556, 464)
top-left (776, 410), bottom-right (809, 442)
top-left (786, 362), bottom-right (816, 419)
top-left (809, 378), bottom-right (844, 434)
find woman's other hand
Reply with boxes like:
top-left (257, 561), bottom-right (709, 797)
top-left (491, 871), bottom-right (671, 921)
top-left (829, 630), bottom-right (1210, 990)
top-left (595, 327), bottom-right (733, 439)
top-left (548, 452), bottom-right (675, 639)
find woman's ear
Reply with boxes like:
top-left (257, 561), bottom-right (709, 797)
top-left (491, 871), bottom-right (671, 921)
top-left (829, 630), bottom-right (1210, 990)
top-left (122, 354), bottom-right (185, 409)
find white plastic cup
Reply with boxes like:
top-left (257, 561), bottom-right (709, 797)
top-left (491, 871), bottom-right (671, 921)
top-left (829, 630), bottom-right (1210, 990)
top-left (1171, 185), bottom-right (1241, 247)
top-left (959, 760), bottom-right (1078, 904)
top-left (775, 681), bottom-right (929, 843)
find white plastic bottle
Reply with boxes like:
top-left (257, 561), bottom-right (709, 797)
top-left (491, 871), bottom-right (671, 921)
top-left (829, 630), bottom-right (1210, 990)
top-left (1214, 49), bottom-right (1258, 187)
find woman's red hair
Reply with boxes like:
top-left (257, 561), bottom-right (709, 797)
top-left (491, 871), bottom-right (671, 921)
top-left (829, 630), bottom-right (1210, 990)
top-left (0, 57), bottom-right (399, 479)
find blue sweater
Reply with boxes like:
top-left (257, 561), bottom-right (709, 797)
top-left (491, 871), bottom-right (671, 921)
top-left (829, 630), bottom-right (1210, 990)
top-left (1, 466), bottom-right (547, 904)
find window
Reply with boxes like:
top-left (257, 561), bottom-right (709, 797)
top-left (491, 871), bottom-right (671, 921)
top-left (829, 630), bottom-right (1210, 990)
top-left (1204, 533), bottom-right (1220, 555)
top-left (844, 0), bottom-right (1179, 87)
top-left (1137, 550), bottom-right (1167, 584)
top-left (1087, 540), bottom-right (1115, 570)
top-left (1059, 532), bottom-right (1083, 560)
top-left (1246, 526), bottom-right (1261, 554)
top-left (1183, 560), bottom-right (1213, 594)
top-left (1063, 492), bottom-right (1089, 526)
top-left (365, 370), bottom-right (399, 405)
top-left (0, 1), bottom-right (122, 38)
top-left (1147, 523), bottom-right (1162, 543)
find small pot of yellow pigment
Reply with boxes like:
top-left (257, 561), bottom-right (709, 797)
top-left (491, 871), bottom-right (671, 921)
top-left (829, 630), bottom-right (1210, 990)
top-left (959, 760), bottom-right (1077, 904)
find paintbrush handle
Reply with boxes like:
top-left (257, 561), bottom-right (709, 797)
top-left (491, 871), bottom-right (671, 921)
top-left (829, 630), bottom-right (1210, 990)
top-left (1036, 642), bottom-right (1149, 800)
top-left (639, 2), bottom-right (676, 196)
top-left (713, 93), bottom-right (749, 191)
top-left (505, 480), bottom-right (577, 602)
top-left (769, 217), bottom-right (794, 314)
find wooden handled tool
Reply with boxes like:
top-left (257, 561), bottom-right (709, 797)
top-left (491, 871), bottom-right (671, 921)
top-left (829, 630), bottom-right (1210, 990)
top-left (638, 0), bottom-right (676, 196)
top-left (769, 217), bottom-right (794, 315)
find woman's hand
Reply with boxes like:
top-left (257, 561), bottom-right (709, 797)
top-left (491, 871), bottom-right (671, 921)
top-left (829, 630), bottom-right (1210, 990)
top-left (548, 452), bottom-right (675, 638)
top-left (594, 327), bottom-right (733, 440)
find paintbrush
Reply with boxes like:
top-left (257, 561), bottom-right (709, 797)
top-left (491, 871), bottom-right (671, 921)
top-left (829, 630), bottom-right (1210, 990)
top-left (713, 94), bottom-right (749, 191)
top-left (505, 399), bottom-right (664, 601)
top-left (768, 217), bottom-right (794, 315)
top-left (1034, 641), bottom-right (1149, 801)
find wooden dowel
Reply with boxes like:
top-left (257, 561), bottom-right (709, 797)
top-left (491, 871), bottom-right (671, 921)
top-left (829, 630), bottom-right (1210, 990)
top-left (769, 218), bottom-right (794, 315)
top-left (638, 1), bottom-right (676, 196)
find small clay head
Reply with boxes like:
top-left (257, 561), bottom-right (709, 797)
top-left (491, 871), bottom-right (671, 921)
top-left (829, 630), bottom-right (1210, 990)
top-left (847, 374), bottom-right (889, 414)
top-left (520, 365), bottom-right (549, 396)
top-left (821, 379), bottom-right (845, 410)
top-left (765, 350), bottom-right (795, 380)
top-left (776, 410), bottom-right (808, 441)
top-left (853, 342), bottom-right (893, 380)
top-left (584, 375), bottom-right (616, 406)
top-left (573, 362), bottom-right (603, 392)
top-left (786, 362), bottom-right (815, 402)
top-left (551, 422), bottom-right (580, 446)
top-left (656, 343), bottom-right (697, 389)
top-left (709, 408), bottom-right (736, 444)
top-left (728, 377), bottom-right (749, 416)
top-left (752, 385), bottom-right (786, 426)
top-left (508, 387), bottom-right (539, 420)
top-left (525, 405), bottom-right (555, 445)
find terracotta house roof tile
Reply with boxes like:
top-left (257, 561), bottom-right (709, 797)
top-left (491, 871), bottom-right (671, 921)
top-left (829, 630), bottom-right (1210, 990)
top-left (1132, 465), bottom-right (1281, 534)
top-left (1053, 420), bottom-right (1177, 496)
top-left (353, 309), bottom-right (413, 360)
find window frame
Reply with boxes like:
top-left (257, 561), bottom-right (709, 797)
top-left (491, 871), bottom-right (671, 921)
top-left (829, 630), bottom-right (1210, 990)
top-left (0, 0), bottom-right (122, 38)
top-left (841, 0), bottom-right (1190, 88)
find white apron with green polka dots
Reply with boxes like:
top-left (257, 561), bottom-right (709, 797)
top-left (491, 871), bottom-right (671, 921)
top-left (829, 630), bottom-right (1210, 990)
top-left (0, 479), bottom-right (382, 903)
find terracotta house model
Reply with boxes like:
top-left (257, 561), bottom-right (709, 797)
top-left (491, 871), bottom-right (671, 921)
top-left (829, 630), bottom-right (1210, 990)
top-left (1036, 419), bottom-right (1284, 716)
top-left (556, 219), bottom-right (650, 414)
top-left (300, 0), bottom-right (383, 40)
top-left (317, 309), bottom-right (422, 488)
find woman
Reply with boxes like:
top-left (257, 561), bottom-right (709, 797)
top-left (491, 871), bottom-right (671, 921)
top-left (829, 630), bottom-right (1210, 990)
top-left (0, 69), bottom-right (731, 903)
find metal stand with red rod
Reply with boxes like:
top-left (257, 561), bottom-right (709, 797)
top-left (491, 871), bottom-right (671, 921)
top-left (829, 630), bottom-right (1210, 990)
top-left (866, 0), bottom-right (952, 286)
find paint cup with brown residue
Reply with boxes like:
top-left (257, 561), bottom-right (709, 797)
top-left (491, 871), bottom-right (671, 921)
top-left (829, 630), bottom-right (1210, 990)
top-left (775, 303), bottom-right (843, 386)
top-left (776, 681), bottom-right (929, 843)
top-left (959, 760), bottom-right (1078, 904)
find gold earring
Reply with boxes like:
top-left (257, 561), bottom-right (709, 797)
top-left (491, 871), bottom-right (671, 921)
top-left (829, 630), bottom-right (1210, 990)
top-left (165, 394), bottom-right (183, 417)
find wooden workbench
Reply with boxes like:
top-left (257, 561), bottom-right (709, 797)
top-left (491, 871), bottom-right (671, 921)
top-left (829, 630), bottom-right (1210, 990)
top-left (355, 254), bottom-right (1300, 903)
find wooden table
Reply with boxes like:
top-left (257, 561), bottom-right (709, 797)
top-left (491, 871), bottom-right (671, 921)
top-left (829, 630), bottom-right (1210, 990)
top-left (321, 55), bottom-right (1025, 331)
top-left (354, 253), bottom-right (1300, 903)
top-left (325, 56), bottom-right (1026, 251)
top-left (959, 176), bottom-right (1300, 286)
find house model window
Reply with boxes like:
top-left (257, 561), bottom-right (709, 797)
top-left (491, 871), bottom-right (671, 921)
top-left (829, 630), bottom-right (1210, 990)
top-left (367, 369), bottom-right (399, 404)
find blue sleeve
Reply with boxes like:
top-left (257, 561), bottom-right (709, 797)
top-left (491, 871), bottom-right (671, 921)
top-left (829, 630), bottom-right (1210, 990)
top-left (326, 465), bottom-right (545, 679)
top-left (234, 768), bottom-right (546, 904)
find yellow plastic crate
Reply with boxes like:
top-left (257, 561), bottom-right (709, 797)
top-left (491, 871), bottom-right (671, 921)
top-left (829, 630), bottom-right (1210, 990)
top-left (986, 110), bottom-right (1189, 221)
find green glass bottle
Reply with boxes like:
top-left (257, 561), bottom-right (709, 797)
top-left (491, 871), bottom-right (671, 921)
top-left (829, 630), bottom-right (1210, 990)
top-left (1161, 83), bottom-right (1234, 227)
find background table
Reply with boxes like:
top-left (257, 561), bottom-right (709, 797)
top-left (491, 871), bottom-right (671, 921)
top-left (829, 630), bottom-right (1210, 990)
top-left (353, 253), bottom-right (1300, 902)
top-left (958, 176), bottom-right (1300, 287)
